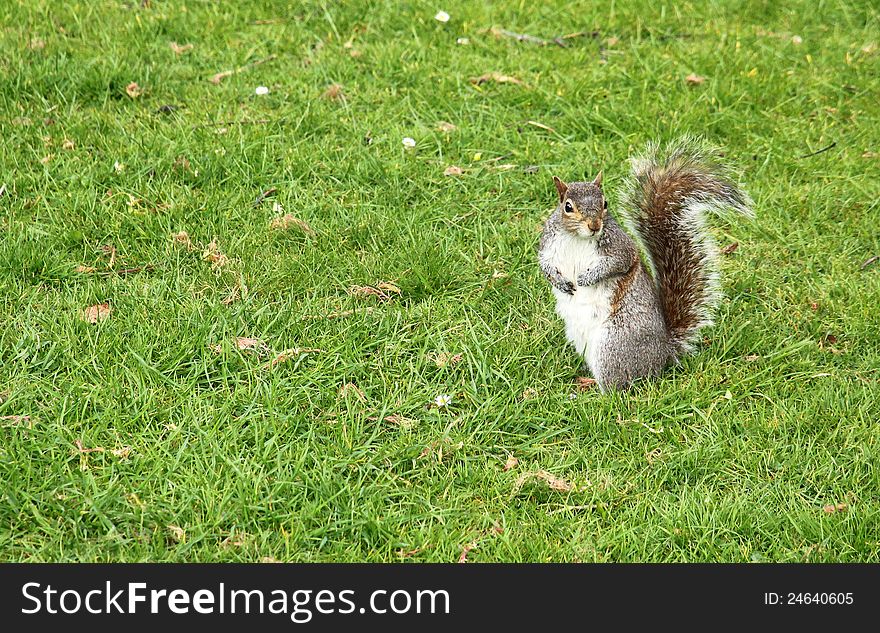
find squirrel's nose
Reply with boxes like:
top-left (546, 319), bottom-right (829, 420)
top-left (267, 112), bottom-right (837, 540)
top-left (588, 218), bottom-right (602, 232)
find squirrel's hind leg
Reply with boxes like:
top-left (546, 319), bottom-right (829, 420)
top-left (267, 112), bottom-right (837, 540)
top-left (593, 329), bottom-right (673, 391)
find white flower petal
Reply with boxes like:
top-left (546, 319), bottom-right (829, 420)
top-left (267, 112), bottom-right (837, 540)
top-left (402, 137), bottom-right (416, 148)
top-left (434, 394), bottom-right (452, 407)
top-left (255, 86), bottom-right (269, 96)
top-left (434, 11), bottom-right (450, 23)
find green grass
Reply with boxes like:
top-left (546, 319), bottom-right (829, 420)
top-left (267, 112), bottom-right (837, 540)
top-left (1, 0), bottom-right (879, 562)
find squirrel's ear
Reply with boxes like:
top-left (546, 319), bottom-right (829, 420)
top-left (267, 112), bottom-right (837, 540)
top-left (592, 171), bottom-right (603, 188)
top-left (553, 176), bottom-right (568, 202)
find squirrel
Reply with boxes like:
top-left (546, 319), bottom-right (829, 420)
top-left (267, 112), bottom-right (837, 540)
top-left (538, 136), bottom-right (753, 391)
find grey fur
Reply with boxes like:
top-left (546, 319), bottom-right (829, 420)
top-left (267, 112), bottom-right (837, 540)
top-left (538, 138), bottom-right (752, 391)
top-left (540, 261), bottom-right (575, 295)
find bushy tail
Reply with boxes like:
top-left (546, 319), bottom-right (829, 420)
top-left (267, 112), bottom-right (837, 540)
top-left (622, 136), bottom-right (752, 352)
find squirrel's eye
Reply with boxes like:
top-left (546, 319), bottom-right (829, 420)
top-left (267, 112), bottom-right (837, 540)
top-left (603, 200), bottom-right (608, 210)
top-left (564, 200), bottom-right (573, 213)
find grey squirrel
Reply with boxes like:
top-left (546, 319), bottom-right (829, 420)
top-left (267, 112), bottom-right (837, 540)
top-left (538, 137), bottom-right (752, 391)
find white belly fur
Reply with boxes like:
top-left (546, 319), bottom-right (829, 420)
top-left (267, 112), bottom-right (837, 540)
top-left (541, 233), bottom-right (612, 376)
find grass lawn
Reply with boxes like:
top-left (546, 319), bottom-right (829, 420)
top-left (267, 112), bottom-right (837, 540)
top-left (1, 0), bottom-right (879, 562)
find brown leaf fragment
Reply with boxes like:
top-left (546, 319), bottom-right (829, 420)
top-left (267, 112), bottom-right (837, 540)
top-left (98, 244), bottom-right (118, 268)
top-left (514, 470), bottom-right (574, 492)
top-left (380, 414), bottom-right (418, 429)
top-left (234, 337), bottom-right (265, 351)
top-left (458, 541), bottom-right (477, 563)
top-left (220, 532), bottom-right (248, 548)
top-left (322, 83), bottom-right (345, 100)
top-left (75, 265), bottom-right (98, 274)
top-left (221, 281), bottom-right (248, 306)
top-left (266, 347), bottom-right (323, 367)
top-left (260, 557), bottom-right (282, 563)
top-left (443, 165), bottom-right (463, 177)
top-left (172, 230), bottom-right (193, 247)
top-left (437, 121), bottom-right (457, 132)
top-left (646, 448), bottom-right (663, 464)
top-left (469, 72), bottom-right (524, 86)
top-left (81, 303), bottom-right (111, 324)
top-left (862, 151), bottom-right (879, 159)
top-left (74, 439), bottom-right (105, 454)
top-left (169, 41), bottom-right (193, 55)
top-left (172, 156), bottom-right (191, 172)
top-left (202, 239), bottom-right (229, 270)
top-left (809, 301), bottom-right (819, 311)
top-left (210, 70), bottom-right (234, 84)
top-left (521, 387), bottom-right (538, 401)
top-left (167, 525), bottom-right (186, 543)
top-left (574, 376), bottom-right (597, 391)
top-left (111, 447), bottom-right (132, 459)
top-left (503, 455), bottom-right (519, 471)
top-left (685, 73), bottom-right (706, 85)
top-left (338, 382), bottom-right (366, 402)
top-left (348, 283), bottom-right (399, 301)
top-left (823, 503), bottom-right (848, 514)
top-left (418, 438), bottom-right (462, 461)
top-left (720, 242), bottom-right (739, 255)
top-left (397, 545), bottom-right (428, 558)
top-left (744, 354), bottom-right (760, 362)
top-left (377, 281), bottom-right (401, 295)
top-left (1, 415), bottom-right (31, 426)
top-left (62, 139), bottom-right (75, 150)
top-left (430, 352), bottom-right (463, 368)
top-left (269, 214), bottom-right (315, 235)
top-left (125, 82), bottom-right (143, 98)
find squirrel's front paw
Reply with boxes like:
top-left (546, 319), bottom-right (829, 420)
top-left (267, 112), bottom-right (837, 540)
top-left (577, 270), bottom-right (597, 287)
top-left (560, 278), bottom-right (576, 295)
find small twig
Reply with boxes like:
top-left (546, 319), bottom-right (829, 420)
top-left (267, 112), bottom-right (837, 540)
top-left (493, 28), bottom-right (597, 48)
top-left (556, 31), bottom-right (599, 46)
top-left (525, 120), bottom-right (557, 133)
top-left (253, 187), bottom-right (277, 208)
top-left (860, 255), bottom-right (879, 270)
top-left (245, 54), bottom-right (277, 70)
top-left (496, 28), bottom-right (559, 47)
top-left (193, 118), bottom-right (275, 129)
top-left (798, 141), bottom-right (837, 159)
top-left (209, 54), bottom-right (277, 84)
